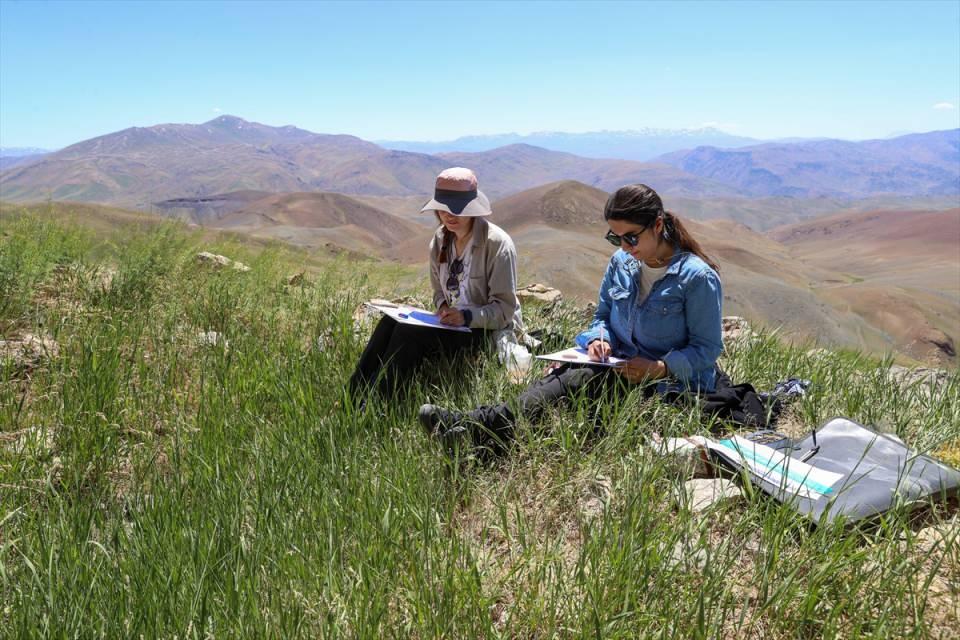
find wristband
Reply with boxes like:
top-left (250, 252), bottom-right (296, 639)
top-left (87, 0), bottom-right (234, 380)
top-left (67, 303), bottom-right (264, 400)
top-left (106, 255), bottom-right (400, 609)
top-left (462, 309), bottom-right (473, 327)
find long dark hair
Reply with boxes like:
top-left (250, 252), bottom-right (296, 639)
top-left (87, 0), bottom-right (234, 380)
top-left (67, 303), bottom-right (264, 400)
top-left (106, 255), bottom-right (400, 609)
top-left (433, 213), bottom-right (475, 264)
top-left (603, 184), bottom-right (720, 273)
top-left (435, 213), bottom-right (455, 264)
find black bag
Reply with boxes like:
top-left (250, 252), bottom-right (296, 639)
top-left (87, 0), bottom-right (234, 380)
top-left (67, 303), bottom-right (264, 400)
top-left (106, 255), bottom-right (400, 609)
top-left (663, 369), bottom-right (782, 431)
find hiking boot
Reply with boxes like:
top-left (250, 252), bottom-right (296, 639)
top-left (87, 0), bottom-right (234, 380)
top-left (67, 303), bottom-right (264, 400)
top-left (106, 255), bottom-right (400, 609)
top-left (418, 403), bottom-right (465, 436)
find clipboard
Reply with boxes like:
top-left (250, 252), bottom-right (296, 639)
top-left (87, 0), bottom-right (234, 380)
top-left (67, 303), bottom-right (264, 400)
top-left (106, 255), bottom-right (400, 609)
top-left (366, 302), bottom-right (471, 333)
top-left (535, 347), bottom-right (625, 367)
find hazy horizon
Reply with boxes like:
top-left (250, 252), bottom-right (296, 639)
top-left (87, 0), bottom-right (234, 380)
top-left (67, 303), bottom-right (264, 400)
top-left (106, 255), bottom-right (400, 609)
top-left (2, 113), bottom-right (958, 156)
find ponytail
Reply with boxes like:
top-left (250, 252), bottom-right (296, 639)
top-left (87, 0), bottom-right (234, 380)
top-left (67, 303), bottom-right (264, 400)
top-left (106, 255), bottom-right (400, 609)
top-left (604, 184), bottom-right (720, 274)
top-left (664, 211), bottom-right (720, 273)
top-left (434, 213), bottom-right (455, 264)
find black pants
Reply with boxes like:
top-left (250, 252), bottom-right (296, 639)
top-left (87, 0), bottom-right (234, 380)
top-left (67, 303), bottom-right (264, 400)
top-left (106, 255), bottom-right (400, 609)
top-left (469, 363), bottom-right (643, 447)
top-left (349, 316), bottom-right (486, 400)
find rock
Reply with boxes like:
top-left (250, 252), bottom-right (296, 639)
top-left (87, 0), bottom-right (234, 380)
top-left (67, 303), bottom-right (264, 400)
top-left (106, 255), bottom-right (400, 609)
top-left (654, 436), bottom-right (713, 478)
top-left (352, 304), bottom-right (381, 333)
top-left (579, 474), bottom-right (613, 520)
top-left (314, 332), bottom-right (335, 353)
top-left (721, 316), bottom-right (755, 343)
top-left (887, 365), bottom-right (949, 390)
top-left (196, 331), bottom-right (228, 349)
top-left (0, 425), bottom-right (55, 455)
top-left (0, 333), bottom-right (60, 371)
top-left (680, 478), bottom-right (742, 514)
top-left (517, 283), bottom-right (562, 305)
top-left (669, 539), bottom-right (710, 571)
top-left (195, 252), bottom-right (250, 272)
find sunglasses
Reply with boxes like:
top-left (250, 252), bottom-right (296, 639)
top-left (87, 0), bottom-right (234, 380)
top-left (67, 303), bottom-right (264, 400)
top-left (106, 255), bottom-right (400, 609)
top-left (605, 226), bottom-right (648, 248)
top-left (446, 258), bottom-right (464, 291)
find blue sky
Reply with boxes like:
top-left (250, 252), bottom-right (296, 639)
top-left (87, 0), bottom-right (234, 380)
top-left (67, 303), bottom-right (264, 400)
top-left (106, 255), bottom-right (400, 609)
top-left (1, 0), bottom-right (958, 149)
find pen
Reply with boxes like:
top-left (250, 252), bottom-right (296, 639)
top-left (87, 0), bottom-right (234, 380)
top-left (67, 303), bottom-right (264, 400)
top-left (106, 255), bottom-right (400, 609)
top-left (599, 326), bottom-right (607, 363)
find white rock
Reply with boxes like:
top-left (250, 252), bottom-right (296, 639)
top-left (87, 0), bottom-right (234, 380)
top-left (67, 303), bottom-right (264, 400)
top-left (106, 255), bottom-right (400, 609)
top-left (0, 333), bottom-right (60, 370)
top-left (669, 540), bottom-right (709, 571)
top-left (516, 283), bottom-right (562, 304)
top-left (196, 331), bottom-right (228, 348)
top-left (579, 474), bottom-right (613, 520)
top-left (681, 478), bottom-right (742, 513)
top-left (195, 252), bottom-right (250, 272)
top-left (887, 365), bottom-right (948, 389)
top-left (655, 436), bottom-right (713, 478)
top-left (721, 316), bottom-right (755, 342)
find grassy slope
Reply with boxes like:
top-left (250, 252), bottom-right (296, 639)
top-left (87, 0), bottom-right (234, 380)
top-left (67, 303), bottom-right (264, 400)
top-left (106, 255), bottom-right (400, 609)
top-left (1, 206), bottom-right (959, 638)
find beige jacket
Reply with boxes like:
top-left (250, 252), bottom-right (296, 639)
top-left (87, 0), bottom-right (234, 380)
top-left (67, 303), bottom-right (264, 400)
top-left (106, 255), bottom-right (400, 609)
top-left (429, 218), bottom-right (524, 340)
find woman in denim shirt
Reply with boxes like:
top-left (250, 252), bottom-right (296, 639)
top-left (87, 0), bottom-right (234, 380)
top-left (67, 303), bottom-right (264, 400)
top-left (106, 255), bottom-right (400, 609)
top-left (419, 184), bottom-right (723, 452)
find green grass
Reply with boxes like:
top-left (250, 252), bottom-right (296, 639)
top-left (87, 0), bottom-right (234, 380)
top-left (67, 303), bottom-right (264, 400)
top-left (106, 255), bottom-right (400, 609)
top-left (1, 208), bottom-right (958, 638)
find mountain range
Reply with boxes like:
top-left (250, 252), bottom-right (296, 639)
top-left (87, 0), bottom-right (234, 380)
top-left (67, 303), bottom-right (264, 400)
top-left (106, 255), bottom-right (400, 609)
top-left (0, 116), bottom-right (738, 208)
top-left (0, 147), bottom-right (51, 171)
top-left (658, 130), bottom-right (960, 198)
top-left (2, 116), bottom-right (957, 214)
top-left (378, 128), bottom-right (759, 160)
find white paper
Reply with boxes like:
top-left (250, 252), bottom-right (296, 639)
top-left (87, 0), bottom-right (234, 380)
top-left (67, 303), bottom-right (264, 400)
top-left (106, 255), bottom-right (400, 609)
top-left (706, 436), bottom-right (844, 500)
top-left (366, 302), bottom-right (471, 333)
top-left (535, 347), bottom-right (626, 368)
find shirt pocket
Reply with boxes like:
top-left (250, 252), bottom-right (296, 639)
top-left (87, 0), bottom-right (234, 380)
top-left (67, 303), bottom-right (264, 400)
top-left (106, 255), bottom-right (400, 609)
top-left (607, 284), bottom-right (632, 324)
top-left (641, 295), bottom-right (685, 340)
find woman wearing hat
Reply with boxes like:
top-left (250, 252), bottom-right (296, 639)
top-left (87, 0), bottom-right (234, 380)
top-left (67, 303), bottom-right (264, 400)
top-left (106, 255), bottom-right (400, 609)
top-left (419, 183), bottom-right (723, 453)
top-left (348, 167), bottom-right (524, 402)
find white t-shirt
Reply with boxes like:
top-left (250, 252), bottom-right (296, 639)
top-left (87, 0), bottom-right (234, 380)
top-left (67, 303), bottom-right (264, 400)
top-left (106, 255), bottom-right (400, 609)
top-left (638, 261), bottom-right (670, 304)
top-left (440, 235), bottom-right (474, 307)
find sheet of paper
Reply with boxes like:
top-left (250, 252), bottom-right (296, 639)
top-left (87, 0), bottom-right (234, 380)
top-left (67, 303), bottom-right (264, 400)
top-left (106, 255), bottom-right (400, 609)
top-left (535, 347), bottom-right (626, 367)
top-left (366, 302), bottom-right (471, 333)
top-left (706, 436), bottom-right (844, 500)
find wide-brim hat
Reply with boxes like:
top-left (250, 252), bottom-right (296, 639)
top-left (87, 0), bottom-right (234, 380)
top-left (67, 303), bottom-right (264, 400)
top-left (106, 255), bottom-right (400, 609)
top-left (420, 167), bottom-right (492, 217)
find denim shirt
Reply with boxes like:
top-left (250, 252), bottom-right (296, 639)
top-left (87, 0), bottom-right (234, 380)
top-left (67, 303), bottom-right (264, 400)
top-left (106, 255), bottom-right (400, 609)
top-left (574, 249), bottom-right (723, 392)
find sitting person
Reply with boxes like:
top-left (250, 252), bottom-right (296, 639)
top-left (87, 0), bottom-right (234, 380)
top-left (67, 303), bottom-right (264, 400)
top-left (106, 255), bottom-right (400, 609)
top-left (419, 183), bottom-right (723, 450)
top-left (349, 167), bottom-right (524, 403)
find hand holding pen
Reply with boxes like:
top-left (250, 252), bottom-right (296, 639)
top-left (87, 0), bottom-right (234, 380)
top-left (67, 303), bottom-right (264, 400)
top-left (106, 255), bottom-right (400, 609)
top-left (588, 327), bottom-right (612, 363)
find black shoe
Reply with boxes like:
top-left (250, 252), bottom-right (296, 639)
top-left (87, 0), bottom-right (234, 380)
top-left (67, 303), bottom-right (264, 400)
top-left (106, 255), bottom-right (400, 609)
top-left (437, 423), bottom-right (474, 455)
top-left (418, 404), bottom-right (465, 436)
top-left (419, 404), bottom-right (478, 456)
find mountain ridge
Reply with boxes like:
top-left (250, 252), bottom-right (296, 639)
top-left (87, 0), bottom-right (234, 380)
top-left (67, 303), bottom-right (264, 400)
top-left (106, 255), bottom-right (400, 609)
top-left (379, 127), bottom-right (759, 160)
top-left (656, 129), bottom-right (960, 198)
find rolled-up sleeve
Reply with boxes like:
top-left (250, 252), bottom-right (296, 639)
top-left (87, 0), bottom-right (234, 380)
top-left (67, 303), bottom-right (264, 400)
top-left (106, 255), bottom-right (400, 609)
top-left (575, 255), bottom-right (619, 351)
top-left (662, 269), bottom-right (723, 384)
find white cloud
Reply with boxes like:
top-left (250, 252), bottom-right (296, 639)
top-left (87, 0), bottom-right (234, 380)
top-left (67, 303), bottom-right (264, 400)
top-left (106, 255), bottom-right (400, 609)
top-left (212, 107), bottom-right (223, 113)
top-left (932, 102), bottom-right (955, 110)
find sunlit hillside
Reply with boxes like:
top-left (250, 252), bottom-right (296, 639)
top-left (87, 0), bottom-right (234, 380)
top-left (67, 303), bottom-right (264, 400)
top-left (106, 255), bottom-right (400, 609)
top-left (2, 205), bottom-right (958, 637)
